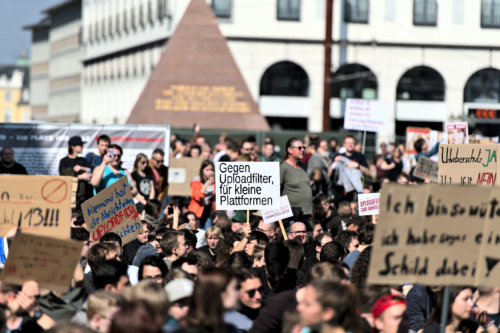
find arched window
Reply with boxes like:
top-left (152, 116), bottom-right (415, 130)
top-left (396, 66), bottom-right (445, 101)
top-left (331, 63), bottom-right (377, 99)
top-left (464, 68), bottom-right (500, 103)
top-left (260, 61), bottom-right (309, 97)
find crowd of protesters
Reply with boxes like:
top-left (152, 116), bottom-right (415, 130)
top-left (0, 128), bottom-right (497, 333)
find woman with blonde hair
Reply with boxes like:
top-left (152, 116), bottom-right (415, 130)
top-left (131, 153), bottom-right (155, 207)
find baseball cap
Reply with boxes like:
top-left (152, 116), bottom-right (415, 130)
top-left (164, 278), bottom-right (194, 303)
top-left (68, 136), bottom-right (86, 146)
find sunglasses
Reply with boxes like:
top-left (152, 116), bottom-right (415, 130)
top-left (245, 287), bottom-right (264, 298)
top-left (291, 146), bottom-right (306, 150)
top-left (154, 159), bottom-right (164, 163)
top-left (140, 161), bottom-right (147, 164)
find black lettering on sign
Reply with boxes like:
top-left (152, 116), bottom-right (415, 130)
top-left (435, 258), bottom-right (470, 277)
top-left (381, 229), bottom-right (399, 246)
top-left (385, 194), bottom-right (415, 215)
top-left (406, 228), bottom-right (436, 245)
top-left (378, 252), bottom-right (428, 276)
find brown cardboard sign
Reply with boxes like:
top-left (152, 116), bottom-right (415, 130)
top-left (82, 177), bottom-right (141, 245)
top-left (1, 233), bottom-right (83, 292)
top-left (413, 156), bottom-right (439, 182)
top-left (0, 175), bottom-right (72, 239)
top-left (438, 144), bottom-right (499, 186)
top-left (168, 157), bottom-right (204, 196)
top-left (368, 183), bottom-right (500, 287)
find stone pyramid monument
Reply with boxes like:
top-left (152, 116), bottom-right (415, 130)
top-left (127, 0), bottom-right (270, 130)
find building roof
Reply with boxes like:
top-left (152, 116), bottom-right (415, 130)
top-left (0, 66), bottom-right (30, 88)
top-left (42, 0), bottom-right (79, 14)
top-left (23, 17), bottom-right (51, 31)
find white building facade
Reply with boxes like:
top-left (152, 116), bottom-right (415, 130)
top-left (29, 0), bottom-right (500, 137)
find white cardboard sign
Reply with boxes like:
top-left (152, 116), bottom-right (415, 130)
top-left (344, 99), bottom-right (391, 133)
top-left (261, 195), bottom-right (293, 224)
top-left (358, 193), bottom-right (380, 216)
top-left (215, 162), bottom-right (280, 210)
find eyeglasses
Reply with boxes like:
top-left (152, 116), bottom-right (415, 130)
top-left (291, 146), bottom-right (306, 150)
top-left (245, 287), bottom-right (264, 298)
top-left (154, 158), bottom-right (164, 164)
top-left (257, 228), bottom-right (275, 234)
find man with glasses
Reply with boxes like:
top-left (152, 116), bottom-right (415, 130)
top-left (280, 137), bottom-right (313, 222)
top-left (225, 269), bottom-right (263, 331)
top-left (91, 144), bottom-right (133, 194)
top-left (149, 148), bottom-right (169, 204)
top-left (256, 220), bottom-right (277, 242)
top-left (288, 222), bottom-right (308, 245)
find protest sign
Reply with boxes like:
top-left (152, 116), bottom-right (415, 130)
top-left (2, 233), bottom-right (82, 292)
top-left (358, 193), bottom-right (380, 216)
top-left (215, 162), bottom-right (280, 210)
top-left (0, 123), bottom-right (170, 175)
top-left (261, 195), bottom-right (293, 224)
top-left (446, 122), bottom-right (469, 144)
top-left (82, 177), bottom-right (142, 245)
top-left (406, 127), bottom-right (431, 154)
top-left (438, 144), bottom-right (499, 186)
top-left (368, 183), bottom-right (500, 287)
top-left (344, 99), bottom-right (391, 133)
top-left (168, 157), bottom-right (204, 196)
top-left (413, 156), bottom-right (439, 182)
top-left (0, 175), bottom-right (72, 239)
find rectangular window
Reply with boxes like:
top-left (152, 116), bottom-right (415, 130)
top-left (4, 109), bottom-right (12, 123)
top-left (413, 0), bottom-right (437, 26)
top-left (5, 91), bottom-right (11, 102)
top-left (344, 0), bottom-right (369, 23)
top-left (212, 0), bottom-right (231, 18)
top-left (277, 0), bottom-right (301, 21)
top-left (482, 0), bottom-right (500, 28)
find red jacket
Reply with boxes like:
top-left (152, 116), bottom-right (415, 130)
top-left (188, 177), bottom-right (216, 218)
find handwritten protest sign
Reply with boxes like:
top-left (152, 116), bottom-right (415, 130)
top-left (261, 195), bottom-right (293, 224)
top-left (215, 162), bottom-right (280, 210)
top-left (368, 183), bottom-right (500, 287)
top-left (438, 144), bottom-right (499, 186)
top-left (358, 193), bottom-right (380, 216)
top-left (82, 177), bottom-right (141, 245)
top-left (0, 175), bottom-right (72, 239)
top-left (413, 156), bottom-right (439, 182)
top-left (344, 99), bottom-right (391, 133)
top-left (2, 233), bottom-right (82, 292)
top-left (446, 122), bottom-right (469, 144)
top-left (168, 157), bottom-right (204, 196)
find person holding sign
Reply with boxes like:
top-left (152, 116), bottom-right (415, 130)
top-left (280, 138), bottom-right (313, 221)
top-left (188, 160), bottom-right (216, 229)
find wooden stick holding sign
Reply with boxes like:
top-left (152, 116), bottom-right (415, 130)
top-left (247, 210), bottom-right (250, 225)
top-left (261, 195), bottom-right (293, 241)
top-left (279, 220), bottom-right (288, 240)
top-left (372, 215), bottom-right (377, 224)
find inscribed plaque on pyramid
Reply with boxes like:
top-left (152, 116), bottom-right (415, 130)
top-left (127, 0), bottom-right (269, 130)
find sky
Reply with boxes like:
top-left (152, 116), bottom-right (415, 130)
top-left (0, 0), bottom-right (62, 64)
